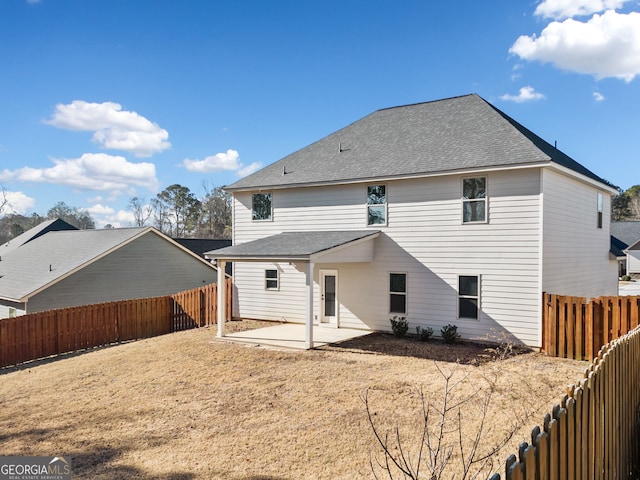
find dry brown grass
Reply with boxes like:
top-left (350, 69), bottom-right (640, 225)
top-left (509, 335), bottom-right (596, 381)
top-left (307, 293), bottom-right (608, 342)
top-left (0, 320), bottom-right (587, 479)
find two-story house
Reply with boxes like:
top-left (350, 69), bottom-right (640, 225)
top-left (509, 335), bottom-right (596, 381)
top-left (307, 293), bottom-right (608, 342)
top-left (208, 94), bottom-right (618, 348)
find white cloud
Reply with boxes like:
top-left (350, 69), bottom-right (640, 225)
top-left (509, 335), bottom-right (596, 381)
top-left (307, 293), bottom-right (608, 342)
top-left (2, 191), bottom-right (36, 215)
top-left (238, 162), bottom-right (263, 177)
top-left (45, 101), bottom-right (171, 157)
top-left (500, 86), bottom-right (546, 102)
top-left (510, 10), bottom-right (640, 82)
top-left (534, 0), bottom-right (630, 20)
top-left (87, 204), bottom-right (115, 216)
top-left (593, 91), bottom-right (606, 101)
top-left (2, 153), bottom-right (159, 194)
top-left (92, 209), bottom-right (136, 229)
top-left (182, 149), bottom-right (262, 176)
top-left (183, 149), bottom-right (240, 173)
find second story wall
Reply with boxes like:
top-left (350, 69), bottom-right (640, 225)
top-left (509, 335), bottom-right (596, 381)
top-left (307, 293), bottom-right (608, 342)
top-left (232, 167), bottom-right (545, 345)
top-left (541, 168), bottom-right (617, 297)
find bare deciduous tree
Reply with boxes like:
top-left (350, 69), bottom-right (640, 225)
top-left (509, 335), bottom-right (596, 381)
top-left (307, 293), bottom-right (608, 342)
top-left (364, 363), bottom-right (523, 480)
top-left (0, 184), bottom-right (8, 217)
top-left (128, 196), bottom-right (153, 227)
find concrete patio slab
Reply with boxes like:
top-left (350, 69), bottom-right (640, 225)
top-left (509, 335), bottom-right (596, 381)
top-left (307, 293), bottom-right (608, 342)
top-left (216, 323), bottom-right (372, 350)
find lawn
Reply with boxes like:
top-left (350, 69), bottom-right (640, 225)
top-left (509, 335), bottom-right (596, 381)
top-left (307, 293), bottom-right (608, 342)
top-left (0, 320), bottom-right (587, 479)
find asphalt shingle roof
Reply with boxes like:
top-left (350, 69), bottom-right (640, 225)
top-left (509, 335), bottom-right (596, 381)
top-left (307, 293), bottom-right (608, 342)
top-left (0, 218), bottom-right (77, 256)
top-left (206, 231), bottom-right (379, 260)
top-left (0, 227), bottom-right (150, 301)
top-left (225, 94), bottom-right (609, 191)
top-left (611, 221), bottom-right (640, 246)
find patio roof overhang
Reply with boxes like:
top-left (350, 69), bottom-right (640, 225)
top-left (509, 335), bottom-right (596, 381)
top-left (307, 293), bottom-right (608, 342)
top-left (204, 230), bottom-right (381, 263)
top-left (206, 230), bottom-right (381, 350)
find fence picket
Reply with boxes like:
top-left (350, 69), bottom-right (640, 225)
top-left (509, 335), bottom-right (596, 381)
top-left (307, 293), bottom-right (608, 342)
top-left (0, 279), bottom-right (232, 368)
top-left (542, 294), bottom-right (640, 361)
top-left (495, 320), bottom-right (640, 480)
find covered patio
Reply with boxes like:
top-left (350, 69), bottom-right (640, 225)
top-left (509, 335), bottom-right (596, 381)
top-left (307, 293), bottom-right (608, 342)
top-left (206, 230), bottom-right (380, 349)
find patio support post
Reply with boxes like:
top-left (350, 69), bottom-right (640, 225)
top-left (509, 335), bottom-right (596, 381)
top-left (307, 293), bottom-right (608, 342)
top-left (305, 261), bottom-right (314, 349)
top-left (217, 260), bottom-right (227, 338)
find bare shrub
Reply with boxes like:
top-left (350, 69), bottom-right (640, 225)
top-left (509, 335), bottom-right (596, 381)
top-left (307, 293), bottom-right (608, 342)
top-left (364, 362), bottom-right (524, 480)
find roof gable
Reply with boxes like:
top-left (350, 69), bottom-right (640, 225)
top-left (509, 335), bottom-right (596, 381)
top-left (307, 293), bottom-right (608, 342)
top-left (0, 218), bottom-right (78, 256)
top-left (611, 235), bottom-right (628, 257)
top-left (226, 94), bottom-right (609, 191)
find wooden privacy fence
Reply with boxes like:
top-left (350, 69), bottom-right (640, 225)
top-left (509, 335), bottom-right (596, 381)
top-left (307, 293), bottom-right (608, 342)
top-left (490, 324), bottom-right (640, 480)
top-left (542, 293), bottom-right (640, 360)
top-left (171, 279), bottom-right (232, 330)
top-left (0, 278), bottom-right (232, 368)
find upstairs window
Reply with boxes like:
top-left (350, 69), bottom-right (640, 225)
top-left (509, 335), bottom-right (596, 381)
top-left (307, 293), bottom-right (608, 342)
top-left (597, 192), bottom-right (603, 229)
top-left (389, 273), bottom-right (407, 314)
top-left (252, 193), bottom-right (272, 221)
top-left (367, 185), bottom-right (387, 225)
top-left (458, 275), bottom-right (479, 320)
top-left (462, 177), bottom-right (487, 223)
top-left (265, 269), bottom-right (279, 290)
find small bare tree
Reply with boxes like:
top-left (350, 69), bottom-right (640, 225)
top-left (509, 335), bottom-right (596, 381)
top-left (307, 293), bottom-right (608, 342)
top-left (0, 184), bottom-right (8, 217)
top-left (128, 196), bottom-right (152, 227)
top-left (364, 363), bottom-right (523, 480)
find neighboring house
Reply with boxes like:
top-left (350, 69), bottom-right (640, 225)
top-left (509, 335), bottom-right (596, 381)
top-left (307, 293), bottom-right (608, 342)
top-left (0, 226), bottom-right (219, 318)
top-left (0, 218), bottom-right (77, 257)
top-left (611, 235), bottom-right (629, 277)
top-left (207, 94), bottom-right (618, 348)
top-left (612, 221), bottom-right (640, 276)
top-left (173, 238), bottom-right (232, 276)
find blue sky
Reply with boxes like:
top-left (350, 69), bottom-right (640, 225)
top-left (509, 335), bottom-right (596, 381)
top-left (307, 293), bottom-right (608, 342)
top-left (1, 0), bottom-right (639, 227)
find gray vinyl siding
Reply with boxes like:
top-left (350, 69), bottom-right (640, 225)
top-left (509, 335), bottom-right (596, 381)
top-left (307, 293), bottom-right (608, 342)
top-left (0, 300), bottom-right (26, 319)
top-left (27, 233), bottom-right (218, 313)
top-left (233, 168), bottom-right (545, 346)
top-left (541, 168), bottom-right (618, 298)
top-left (628, 247), bottom-right (640, 274)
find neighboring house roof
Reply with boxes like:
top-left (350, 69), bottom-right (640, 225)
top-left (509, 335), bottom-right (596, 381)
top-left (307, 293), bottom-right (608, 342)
top-left (225, 94), bottom-right (612, 192)
top-left (173, 238), bottom-right (232, 259)
top-left (174, 238), bottom-right (233, 276)
top-left (611, 235), bottom-right (628, 258)
top-left (0, 218), bottom-right (77, 257)
top-left (208, 230), bottom-right (380, 261)
top-left (611, 221), bottom-right (640, 247)
top-left (0, 227), bottom-right (212, 302)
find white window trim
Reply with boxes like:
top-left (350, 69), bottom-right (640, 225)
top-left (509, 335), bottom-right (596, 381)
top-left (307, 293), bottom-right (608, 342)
top-left (265, 269), bottom-right (279, 291)
top-left (252, 192), bottom-right (273, 222)
top-left (597, 192), bottom-right (603, 229)
top-left (389, 272), bottom-right (407, 315)
top-left (367, 184), bottom-right (388, 227)
top-left (457, 274), bottom-right (480, 320)
top-left (461, 176), bottom-right (488, 224)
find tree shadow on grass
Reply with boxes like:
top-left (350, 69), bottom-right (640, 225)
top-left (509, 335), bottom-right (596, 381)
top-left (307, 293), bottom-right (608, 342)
top-left (70, 448), bottom-right (196, 479)
top-left (320, 332), bottom-right (532, 366)
top-left (0, 427), bottom-right (58, 445)
top-left (0, 341), bottom-right (138, 376)
top-left (0, 418), bottom-right (196, 479)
